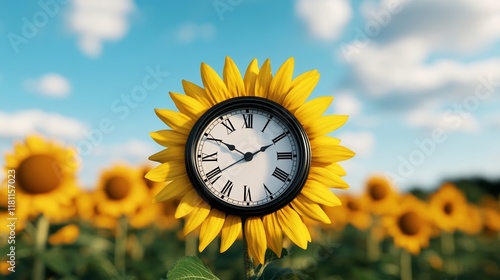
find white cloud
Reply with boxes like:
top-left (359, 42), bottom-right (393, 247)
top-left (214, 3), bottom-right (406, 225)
top-left (68, 0), bottom-right (135, 57)
top-left (0, 110), bottom-right (88, 139)
top-left (295, 0), bottom-right (352, 41)
top-left (93, 139), bottom-right (155, 160)
top-left (338, 131), bottom-right (375, 158)
top-left (175, 22), bottom-right (216, 44)
top-left (25, 73), bottom-right (71, 97)
top-left (332, 92), bottom-right (361, 116)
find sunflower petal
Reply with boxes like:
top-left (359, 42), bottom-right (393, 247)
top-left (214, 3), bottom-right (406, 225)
top-left (292, 195), bottom-right (331, 224)
top-left (150, 130), bottom-right (186, 147)
top-left (309, 166), bottom-right (349, 189)
top-left (269, 57), bottom-right (294, 104)
top-left (220, 215), bottom-right (242, 253)
top-left (282, 70), bottom-right (319, 112)
top-left (301, 180), bottom-right (342, 207)
top-left (26, 135), bottom-right (47, 153)
top-left (154, 109), bottom-right (194, 135)
top-left (295, 96), bottom-right (334, 127)
top-left (183, 201), bottom-right (211, 235)
top-left (313, 162), bottom-right (347, 177)
top-left (182, 80), bottom-right (212, 107)
top-left (305, 115), bottom-right (348, 139)
top-left (145, 162), bottom-right (186, 182)
top-left (169, 92), bottom-right (208, 119)
top-left (153, 176), bottom-right (192, 202)
top-left (277, 206), bottom-right (310, 249)
top-left (310, 136), bottom-right (341, 148)
top-left (175, 190), bottom-right (203, 218)
top-left (223, 56), bottom-right (246, 97)
top-left (148, 146), bottom-right (184, 163)
top-left (243, 59), bottom-right (259, 96)
top-left (245, 217), bottom-right (267, 265)
top-left (312, 145), bottom-right (355, 163)
top-left (201, 62), bottom-right (229, 104)
top-left (199, 208), bottom-right (226, 251)
top-left (263, 213), bottom-right (283, 257)
top-left (255, 59), bottom-right (272, 98)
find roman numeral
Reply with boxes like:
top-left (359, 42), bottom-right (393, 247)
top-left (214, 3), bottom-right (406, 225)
top-left (277, 152), bottom-right (293, 160)
top-left (263, 184), bottom-right (274, 199)
top-left (220, 180), bottom-right (233, 198)
top-left (272, 131), bottom-right (289, 144)
top-left (242, 114), bottom-right (253, 128)
top-left (221, 118), bottom-right (235, 134)
top-left (272, 167), bottom-right (289, 182)
top-left (244, 185), bottom-right (252, 202)
top-left (201, 152), bottom-right (218, 162)
top-left (205, 167), bottom-right (221, 184)
top-left (261, 117), bottom-right (272, 132)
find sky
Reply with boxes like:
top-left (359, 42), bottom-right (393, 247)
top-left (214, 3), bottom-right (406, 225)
top-left (0, 0), bottom-right (499, 193)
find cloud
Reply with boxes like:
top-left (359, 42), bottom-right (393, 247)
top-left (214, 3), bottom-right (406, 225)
top-left (332, 92), bottom-right (361, 116)
top-left (68, 0), bottom-right (135, 57)
top-left (93, 139), bottom-right (155, 160)
top-left (175, 22), bottom-right (216, 44)
top-left (295, 0), bottom-right (352, 41)
top-left (0, 110), bottom-right (88, 139)
top-left (24, 73), bottom-right (71, 97)
top-left (338, 131), bottom-right (375, 158)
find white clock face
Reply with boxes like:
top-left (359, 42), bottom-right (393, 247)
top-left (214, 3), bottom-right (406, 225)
top-left (193, 108), bottom-right (300, 208)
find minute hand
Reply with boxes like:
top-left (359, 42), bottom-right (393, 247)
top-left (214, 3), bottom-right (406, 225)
top-left (251, 144), bottom-right (273, 156)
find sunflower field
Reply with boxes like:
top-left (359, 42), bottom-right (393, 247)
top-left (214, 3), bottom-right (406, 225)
top-left (1, 135), bottom-right (499, 280)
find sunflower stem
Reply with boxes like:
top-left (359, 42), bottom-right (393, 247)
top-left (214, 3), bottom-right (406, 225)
top-left (441, 231), bottom-right (455, 256)
top-left (33, 215), bottom-right (49, 280)
top-left (185, 233), bottom-right (198, 256)
top-left (242, 228), bottom-right (255, 279)
top-left (367, 228), bottom-right (380, 262)
top-left (114, 215), bottom-right (128, 274)
top-left (400, 249), bottom-right (412, 280)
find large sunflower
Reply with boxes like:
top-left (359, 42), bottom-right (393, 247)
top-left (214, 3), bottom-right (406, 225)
top-left (146, 57), bottom-right (354, 264)
top-left (3, 135), bottom-right (79, 219)
top-left (385, 194), bottom-right (431, 255)
top-left (363, 175), bottom-right (398, 216)
top-left (428, 183), bottom-right (467, 233)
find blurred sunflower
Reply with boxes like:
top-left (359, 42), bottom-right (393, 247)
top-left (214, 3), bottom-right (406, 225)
top-left (322, 203), bottom-right (348, 231)
top-left (48, 224), bottom-right (80, 245)
top-left (385, 194), bottom-right (431, 255)
top-left (340, 194), bottom-right (372, 231)
top-left (482, 207), bottom-right (500, 233)
top-left (146, 57), bottom-right (354, 264)
top-left (94, 165), bottom-right (148, 218)
top-left (155, 200), bottom-right (180, 230)
top-left (363, 175), bottom-right (398, 216)
top-left (75, 191), bottom-right (95, 221)
top-left (429, 183), bottom-right (467, 233)
top-left (0, 188), bottom-right (27, 236)
top-left (4, 135), bottom-right (79, 219)
top-left (458, 204), bottom-right (483, 235)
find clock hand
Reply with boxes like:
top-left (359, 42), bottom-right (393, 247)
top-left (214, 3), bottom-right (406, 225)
top-left (220, 144), bottom-right (273, 172)
top-left (206, 138), bottom-right (245, 155)
top-left (251, 144), bottom-right (273, 156)
top-left (220, 156), bottom-right (246, 172)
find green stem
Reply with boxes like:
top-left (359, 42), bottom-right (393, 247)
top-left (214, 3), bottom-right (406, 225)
top-left (242, 226), bottom-right (254, 280)
top-left (185, 234), bottom-right (198, 256)
top-left (400, 249), bottom-right (412, 280)
top-left (33, 215), bottom-right (49, 280)
top-left (367, 228), bottom-right (380, 262)
top-left (114, 215), bottom-right (128, 274)
top-left (441, 231), bottom-right (455, 256)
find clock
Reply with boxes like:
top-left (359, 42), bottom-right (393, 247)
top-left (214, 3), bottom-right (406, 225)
top-left (185, 97), bottom-right (311, 217)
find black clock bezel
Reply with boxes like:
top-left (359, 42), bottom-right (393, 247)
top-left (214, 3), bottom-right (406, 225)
top-left (185, 96), bottom-right (311, 217)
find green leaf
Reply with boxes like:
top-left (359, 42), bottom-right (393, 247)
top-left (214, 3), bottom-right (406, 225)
top-left (167, 256), bottom-right (220, 280)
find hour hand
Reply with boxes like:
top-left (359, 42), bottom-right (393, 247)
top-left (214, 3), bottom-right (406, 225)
top-left (252, 144), bottom-right (273, 156)
top-left (206, 138), bottom-right (245, 155)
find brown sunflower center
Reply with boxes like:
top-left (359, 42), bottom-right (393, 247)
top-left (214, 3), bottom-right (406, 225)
top-left (347, 200), bottom-right (360, 212)
top-left (368, 183), bottom-right (387, 201)
top-left (443, 202), bottom-right (454, 215)
top-left (104, 176), bottom-right (131, 200)
top-left (17, 155), bottom-right (61, 194)
top-left (397, 211), bottom-right (421, 236)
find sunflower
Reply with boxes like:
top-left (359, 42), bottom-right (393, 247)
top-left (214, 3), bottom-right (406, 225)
top-left (0, 187), bottom-right (28, 237)
top-left (94, 165), bottom-right (149, 218)
top-left (146, 57), bottom-right (354, 264)
top-left (363, 175), bottom-right (398, 216)
top-left (458, 203), bottom-right (483, 235)
top-left (48, 224), bottom-right (80, 245)
top-left (385, 194), bottom-right (431, 255)
top-left (428, 183), bottom-right (468, 233)
top-left (3, 135), bottom-right (79, 219)
top-left (322, 203), bottom-right (348, 231)
top-left (341, 194), bottom-right (372, 231)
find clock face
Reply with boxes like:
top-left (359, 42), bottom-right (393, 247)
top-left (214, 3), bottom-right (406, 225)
top-left (185, 97), bottom-right (311, 216)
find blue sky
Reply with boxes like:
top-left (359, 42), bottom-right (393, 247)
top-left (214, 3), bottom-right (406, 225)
top-left (1, 0), bottom-right (499, 193)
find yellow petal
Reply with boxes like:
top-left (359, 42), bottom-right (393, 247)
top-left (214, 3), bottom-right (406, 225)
top-left (282, 70), bottom-right (320, 112)
top-left (243, 59), bottom-right (259, 96)
top-left (305, 115), bottom-right (348, 139)
top-left (199, 208), bottom-right (226, 252)
top-left (301, 180), bottom-right (342, 207)
top-left (313, 162), bottom-right (347, 177)
top-left (150, 130), bottom-right (186, 147)
top-left (255, 59), bottom-right (272, 98)
top-left (26, 135), bottom-right (47, 153)
top-left (148, 146), bottom-right (184, 163)
top-left (175, 190), bottom-right (204, 218)
top-left (223, 56), bottom-right (246, 97)
top-left (145, 162), bottom-right (186, 182)
top-left (201, 62), bottom-right (229, 104)
top-left (312, 145), bottom-right (355, 163)
top-left (153, 176), bottom-right (192, 202)
top-left (309, 166), bottom-right (349, 189)
top-left (277, 206), bottom-right (310, 249)
top-left (310, 136), bottom-right (341, 148)
top-left (269, 57), bottom-right (294, 104)
top-left (295, 96), bottom-right (334, 126)
top-left (182, 80), bottom-right (212, 107)
top-left (183, 201), bottom-right (211, 235)
top-left (245, 217), bottom-right (267, 265)
top-left (154, 109), bottom-right (194, 135)
top-left (263, 213), bottom-right (283, 257)
top-left (291, 195), bottom-right (331, 224)
top-left (220, 215), bottom-right (242, 253)
top-left (169, 92), bottom-right (208, 119)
